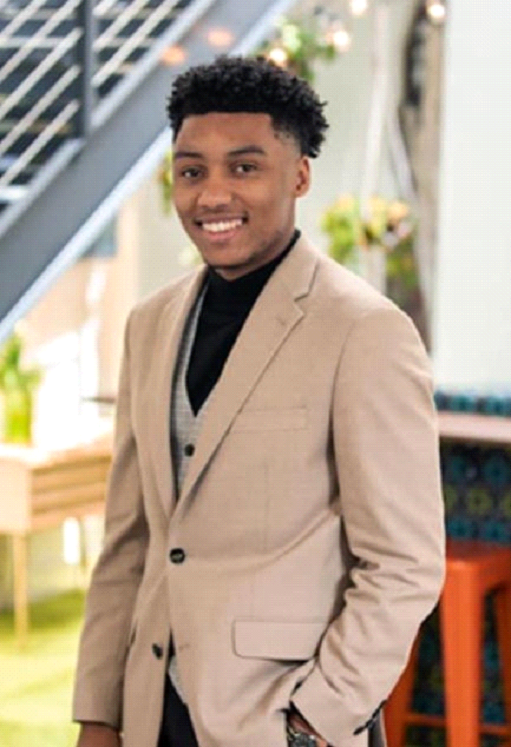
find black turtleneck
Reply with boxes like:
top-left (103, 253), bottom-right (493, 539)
top-left (186, 229), bottom-right (301, 415)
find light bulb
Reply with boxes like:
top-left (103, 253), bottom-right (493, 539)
top-left (268, 46), bottom-right (289, 67)
top-left (161, 45), bottom-right (187, 66)
top-left (329, 25), bottom-right (352, 53)
top-left (350, 0), bottom-right (369, 17)
top-left (207, 27), bottom-right (234, 48)
top-left (426, 0), bottom-right (446, 23)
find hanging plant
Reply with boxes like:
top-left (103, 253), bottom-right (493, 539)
top-left (258, 17), bottom-right (339, 84)
top-left (0, 333), bottom-right (42, 445)
top-left (321, 194), bottom-right (418, 289)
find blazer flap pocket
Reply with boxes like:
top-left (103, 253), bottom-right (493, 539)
top-left (232, 407), bottom-right (308, 432)
top-left (233, 619), bottom-right (327, 660)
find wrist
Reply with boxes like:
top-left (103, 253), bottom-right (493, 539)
top-left (287, 705), bottom-right (327, 747)
top-left (77, 723), bottom-right (121, 747)
top-left (79, 723), bottom-right (118, 731)
top-left (286, 719), bottom-right (319, 747)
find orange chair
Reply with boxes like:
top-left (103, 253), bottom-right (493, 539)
top-left (384, 539), bottom-right (511, 747)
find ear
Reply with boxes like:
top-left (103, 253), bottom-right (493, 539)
top-left (295, 157), bottom-right (311, 197)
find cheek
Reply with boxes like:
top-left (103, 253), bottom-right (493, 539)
top-left (250, 181), bottom-right (292, 216)
top-left (173, 191), bottom-right (194, 221)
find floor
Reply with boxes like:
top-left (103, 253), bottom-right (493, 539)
top-left (0, 591), bottom-right (85, 747)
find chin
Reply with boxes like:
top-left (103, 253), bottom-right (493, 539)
top-left (203, 247), bottom-right (251, 265)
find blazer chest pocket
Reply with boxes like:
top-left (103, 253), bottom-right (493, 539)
top-left (231, 406), bottom-right (308, 433)
top-left (233, 619), bottom-right (327, 661)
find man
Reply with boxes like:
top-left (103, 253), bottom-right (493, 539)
top-left (73, 56), bottom-right (445, 747)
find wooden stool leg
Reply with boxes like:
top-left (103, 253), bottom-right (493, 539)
top-left (12, 533), bottom-right (29, 648)
top-left (440, 566), bottom-right (482, 747)
top-left (494, 583), bottom-right (511, 728)
top-left (384, 637), bottom-right (421, 747)
top-left (78, 517), bottom-right (90, 587)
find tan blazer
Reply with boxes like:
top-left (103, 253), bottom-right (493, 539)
top-left (73, 236), bottom-right (445, 747)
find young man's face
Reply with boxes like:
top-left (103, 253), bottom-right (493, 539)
top-left (172, 112), bottom-right (310, 280)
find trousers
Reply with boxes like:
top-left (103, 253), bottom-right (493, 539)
top-left (157, 674), bottom-right (199, 747)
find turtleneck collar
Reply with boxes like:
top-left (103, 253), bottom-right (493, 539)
top-left (204, 229), bottom-right (301, 309)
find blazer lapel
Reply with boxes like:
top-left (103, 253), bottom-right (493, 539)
top-left (174, 237), bottom-right (319, 516)
top-left (151, 267), bottom-right (207, 518)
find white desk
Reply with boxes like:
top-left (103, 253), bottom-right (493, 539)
top-left (0, 438), bottom-right (112, 645)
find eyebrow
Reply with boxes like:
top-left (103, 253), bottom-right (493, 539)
top-left (173, 150), bottom-right (203, 161)
top-left (227, 146), bottom-right (268, 157)
top-left (173, 145), bottom-right (268, 161)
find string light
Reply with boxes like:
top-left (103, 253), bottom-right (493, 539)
top-left (426, 0), bottom-right (446, 24)
top-left (267, 46), bottom-right (289, 67)
top-left (161, 45), bottom-right (186, 66)
top-left (328, 23), bottom-right (352, 53)
top-left (349, 0), bottom-right (369, 17)
top-left (206, 27), bottom-right (234, 48)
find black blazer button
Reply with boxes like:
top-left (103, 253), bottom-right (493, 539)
top-left (152, 643), bottom-right (164, 659)
top-left (184, 443), bottom-right (195, 457)
top-left (170, 547), bottom-right (186, 564)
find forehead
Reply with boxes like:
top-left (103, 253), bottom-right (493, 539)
top-left (174, 112), bottom-right (292, 153)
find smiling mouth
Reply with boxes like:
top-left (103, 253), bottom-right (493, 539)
top-left (195, 217), bottom-right (247, 240)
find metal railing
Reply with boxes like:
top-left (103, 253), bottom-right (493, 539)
top-left (0, 0), bottom-right (197, 210)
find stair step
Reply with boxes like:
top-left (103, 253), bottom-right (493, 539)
top-left (96, 72), bottom-right (124, 99)
top-left (0, 18), bottom-right (75, 35)
top-left (0, 118), bottom-right (73, 143)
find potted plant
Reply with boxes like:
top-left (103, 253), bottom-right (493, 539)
top-left (0, 333), bottom-right (41, 445)
top-left (321, 194), bottom-right (417, 294)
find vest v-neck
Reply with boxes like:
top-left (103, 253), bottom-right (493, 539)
top-left (185, 229), bottom-right (300, 414)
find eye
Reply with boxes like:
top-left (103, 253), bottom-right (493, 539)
top-left (233, 163), bottom-right (257, 175)
top-left (180, 166), bottom-right (203, 179)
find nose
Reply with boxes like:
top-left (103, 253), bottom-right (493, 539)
top-left (196, 175), bottom-right (232, 211)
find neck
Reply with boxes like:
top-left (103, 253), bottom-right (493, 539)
top-left (211, 228), bottom-right (300, 283)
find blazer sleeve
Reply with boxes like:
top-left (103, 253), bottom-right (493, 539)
top-left (291, 305), bottom-right (446, 746)
top-left (72, 309), bottom-right (149, 729)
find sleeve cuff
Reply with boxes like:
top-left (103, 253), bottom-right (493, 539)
top-left (290, 664), bottom-right (370, 747)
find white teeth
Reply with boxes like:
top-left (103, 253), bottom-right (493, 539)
top-left (202, 219), bottom-right (243, 233)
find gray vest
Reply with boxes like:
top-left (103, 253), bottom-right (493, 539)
top-left (168, 285), bottom-right (210, 702)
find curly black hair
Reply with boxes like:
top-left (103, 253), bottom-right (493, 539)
top-left (167, 55), bottom-right (329, 158)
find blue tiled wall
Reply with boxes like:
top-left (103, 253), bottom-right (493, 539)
top-left (407, 393), bottom-right (511, 747)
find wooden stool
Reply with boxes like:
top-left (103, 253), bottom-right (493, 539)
top-left (384, 539), bottom-right (511, 747)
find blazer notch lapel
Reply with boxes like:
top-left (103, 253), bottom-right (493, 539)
top-left (176, 281), bottom-right (305, 512)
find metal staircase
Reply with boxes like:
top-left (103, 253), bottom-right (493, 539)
top-left (0, 0), bottom-right (296, 340)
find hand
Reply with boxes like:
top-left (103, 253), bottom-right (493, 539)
top-left (76, 723), bottom-right (122, 747)
top-left (287, 706), bottom-right (329, 747)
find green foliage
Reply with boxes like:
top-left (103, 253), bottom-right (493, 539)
top-left (157, 150), bottom-right (174, 215)
top-left (386, 235), bottom-right (419, 291)
top-left (0, 333), bottom-right (42, 444)
top-left (321, 194), bottom-right (419, 291)
top-left (321, 195), bottom-right (360, 265)
top-left (0, 591), bottom-right (84, 747)
top-left (279, 21), bottom-right (337, 83)
top-left (258, 18), bottom-right (339, 84)
top-left (0, 334), bottom-right (41, 393)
